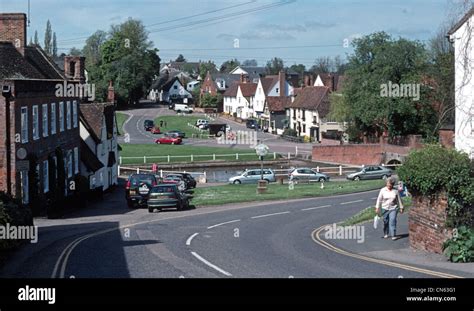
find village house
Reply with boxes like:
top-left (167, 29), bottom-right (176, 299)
top-left (149, 74), bottom-right (192, 104)
top-left (223, 75), bottom-right (257, 119)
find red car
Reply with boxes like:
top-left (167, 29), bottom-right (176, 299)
top-left (155, 136), bottom-right (182, 145)
top-left (151, 127), bottom-right (161, 134)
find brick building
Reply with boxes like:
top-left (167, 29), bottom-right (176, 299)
top-left (0, 13), bottom-right (81, 213)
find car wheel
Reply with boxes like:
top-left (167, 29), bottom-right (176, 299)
top-left (354, 176), bottom-right (361, 181)
top-left (319, 177), bottom-right (326, 182)
top-left (148, 207), bottom-right (154, 213)
top-left (264, 179), bottom-right (270, 183)
top-left (156, 141), bottom-right (161, 144)
top-left (233, 180), bottom-right (241, 185)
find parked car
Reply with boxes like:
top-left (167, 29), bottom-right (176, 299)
top-left (125, 173), bottom-right (158, 208)
top-left (161, 176), bottom-right (187, 192)
top-left (346, 166), bottom-right (392, 181)
top-left (229, 169), bottom-right (276, 184)
top-left (175, 104), bottom-right (193, 113)
top-left (246, 119), bottom-right (259, 129)
top-left (151, 127), bottom-right (161, 134)
top-left (166, 173), bottom-right (197, 189)
top-left (289, 168), bottom-right (330, 182)
top-left (147, 184), bottom-right (190, 212)
top-left (195, 119), bottom-right (209, 127)
top-left (165, 130), bottom-right (186, 138)
top-left (144, 120), bottom-right (155, 131)
top-left (155, 136), bottom-right (182, 145)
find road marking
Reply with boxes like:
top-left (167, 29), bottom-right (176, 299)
top-left (251, 211), bottom-right (290, 219)
top-left (186, 233), bottom-right (199, 246)
top-left (340, 200), bottom-right (364, 205)
top-left (371, 197), bottom-right (378, 200)
top-left (301, 205), bottom-right (331, 211)
top-left (191, 252), bottom-right (232, 277)
top-left (121, 113), bottom-right (133, 135)
top-left (207, 219), bottom-right (241, 229)
top-left (311, 226), bottom-right (463, 279)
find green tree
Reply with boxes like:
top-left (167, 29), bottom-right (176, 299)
top-left (199, 61), bottom-right (217, 79)
top-left (242, 59), bottom-right (258, 66)
top-left (68, 47), bottom-right (83, 56)
top-left (52, 32), bottom-right (57, 58)
top-left (83, 30), bottom-right (107, 68)
top-left (201, 93), bottom-right (222, 108)
top-left (175, 54), bottom-right (186, 62)
top-left (220, 58), bottom-right (240, 73)
top-left (34, 30), bottom-right (39, 46)
top-left (44, 20), bottom-right (52, 56)
top-left (265, 57), bottom-right (284, 75)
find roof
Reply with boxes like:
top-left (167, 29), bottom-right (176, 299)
top-left (266, 97), bottom-right (291, 112)
top-left (24, 46), bottom-right (64, 79)
top-left (80, 103), bottom-right (116, 140)
top-left (80, 140), bottom-right (104, 172)
top-left (289, 86), bottom-right (331, 117)
top-left (448, 6), bottom-right (474, 35)
top-left (223, 81), bottom-right (239, 97)
top-left (261, 76), bottom-right (279, 94)
top-left (0, 42), bottom-right (44, 79)
top-left (239, 83), bottom-right (258, 97)
top-left (317, 73), bottom-right (345, 92)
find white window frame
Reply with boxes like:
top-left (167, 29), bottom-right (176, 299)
top-left (51, 103), bottom-right (57, 135)
top-left (42, 104), bottom-right (48, 137)
top-left (73, 101), bottom-right (78, 128)
top-left (43, 160), bottom-right (49, 193)
top-left (68, 151), bottom-right (73, 178)
top-left (74, 147), bottom-right (79, 174)
top-left (21, 107), bottom-right (28, 143)
top-left (59, 102), bottom-right (65, 132)
top-left (66, 101), bottom-right (72, 130)
top-left (32, 105), bottom-right (39, 140)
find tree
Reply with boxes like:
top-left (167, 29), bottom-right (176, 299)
top-left (52, 32), bottom-right (58, 58)
top-left (201, 93), bottom-right (222, 108)
top-left (343, 32), bottom-right (436, 139)
top-left (220, 58), bottom-right (240, 73)
top-left (82, 30), bottom-right (107, 68)
top-left (242, 59), bottom-right (258, 66)
top-left (265, 57), bottom-right (284, 75)
top-left (310, 56), bottom-right (331, 74)
top-left (68, 47), bottom-right (83, 56)
top-left (44, 20), bottom-right (52, 56)
top-left (34, 30), bottom-right (39, 46)
top-left (175, 54), bottom-right (186, 62)
top-left (199, 61), bottom-right (217, 79)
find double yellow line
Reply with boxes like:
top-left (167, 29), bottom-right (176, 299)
top-left (311, 225), bottom-right (463, 279)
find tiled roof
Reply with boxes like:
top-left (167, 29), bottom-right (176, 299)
top-left (289, 86), bottom-right (330, 117)
top-left (0, 42), bottom-right (45, 79)
top-left (239, 83), bottom-right (257, 97)
top-left (223, 81), bottom-right (239, 97)
top-left (80, 103), bottom-right (116, 140)
top-left (261, 76), bottom-right (279, 94)
top-left (24, 46), bottom-right (64, 79)
top-left (266, 96), bottom-right (291, 112)
top-left (448, 6), bottom-right (474, 35)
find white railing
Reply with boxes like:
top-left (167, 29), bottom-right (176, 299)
top-left (118, 166), bottom-right (208, 183)
top-left (119, 152), bottom-right (279, 164)
top-left (272, 165), bottom-right (362, 177)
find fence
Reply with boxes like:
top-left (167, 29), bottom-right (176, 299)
top-left (118, 166), bottom-right (207, 182)
top-left (119, 152), bottom-right (279, 164)
top-left (272, 165), bottom-right (363, 177)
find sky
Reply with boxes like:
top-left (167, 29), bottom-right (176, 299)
top-left (0, 0), bottom-right (459, 68)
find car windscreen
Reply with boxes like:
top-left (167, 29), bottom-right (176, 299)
top-left (130, 175), bottom-right (156, 186)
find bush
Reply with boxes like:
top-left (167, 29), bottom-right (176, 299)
top-left (443, 226), bottom-right (474, 263)
top-left (0, 192), bottom-right (33, 251)
top-left (283, 128), bottom-right (298, 137)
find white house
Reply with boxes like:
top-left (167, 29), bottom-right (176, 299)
top-left (449, 7), bottom-right (474, 159)
top-left (187, 80), bottom-right (200, 92)
top-left (79, 103), bottom-right (119, 192)
top-left (223, 81), bottom-right (257, 119)
top-left (149, 77), bottom-right (192, 103)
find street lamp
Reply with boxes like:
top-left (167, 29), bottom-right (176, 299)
top-left (255, 143), bottom-right (269, 194)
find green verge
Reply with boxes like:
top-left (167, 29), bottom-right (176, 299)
top-left (193, 180), bottom-right (385, 206)
top-left (116, 112), bottom-right (129, 136)
top-left (120, 144), bottom-right (276, 164)
top-left (340, 196), bottom-right (413, 227)
top-left (154, 115), bottom-right (210, 137)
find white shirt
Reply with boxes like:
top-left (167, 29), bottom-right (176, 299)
top-left (376, 187), bottom-right (403, 211)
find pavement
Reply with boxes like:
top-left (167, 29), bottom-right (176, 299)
top-left (316, 213), bottom-right (474, 278)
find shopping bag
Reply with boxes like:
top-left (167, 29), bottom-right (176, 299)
top-left (373, 215), bottom-right (381, 229)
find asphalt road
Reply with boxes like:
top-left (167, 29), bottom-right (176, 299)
top-left (0, 187), bottom-right (437, 279)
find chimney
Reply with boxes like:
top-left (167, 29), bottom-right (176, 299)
top-left (107, 81), bottom-right (115, 104)
top-left (309, 75), bottom-right (314, 87)
top-left (64, 56), bottom-right (86, 83)
top-left (304, 75), bottom-right (310, 87)
top-left (0, 13), bottom-right (27, 55)
top-left (279, 70), bottom-right (285, 97)
top-left (240, 73), bottom-right (245, 83)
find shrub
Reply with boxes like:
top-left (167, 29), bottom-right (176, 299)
top-left (283, 128), bottom-right (298, 137)
top-left (0, 192), bottom-right (33, 251)
top-left (443, 226), bottom-right (474, 263)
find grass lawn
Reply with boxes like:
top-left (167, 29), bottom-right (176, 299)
top-left (192, 180), bottom-right (385, 206)
top-left (120, 144), bottom-right (276, 164)
top-left (154, 115), bottom-right (210, 137)
top-left (340, 196), bottom-right (412, 226)
top-left (116, 112), bottom-right (129, 136)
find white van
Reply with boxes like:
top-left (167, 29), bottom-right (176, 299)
top-left (174, 104), bottom-right (193, 113)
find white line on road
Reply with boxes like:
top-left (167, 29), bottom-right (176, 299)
top-left (191, 252), bottom-right (232, 277)
top-left (340, 200), bottom-right (364, 205)
top-left (251, 211), bottom-right (290, 219)
top-left (371, 197), bottom-right (378, 200)
top-left (186, 233), bottom-right (199, 246)
top-left (301, 205), bottom-right (332, 211)
top-left (207, 219), bottom-right (241, 230)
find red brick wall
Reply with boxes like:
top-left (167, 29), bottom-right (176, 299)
top-left (200, 72), bottom-right (218, 96)
top-left (0, 13), bottom-right (27, 52)
top-left (439, 129), bottom-right (455, 149)
top-left (409, 193), bottom-right (451, 254)
top-left (312, 144), bottom-right (384, 165)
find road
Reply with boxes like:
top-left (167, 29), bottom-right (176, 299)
top-left (0, 186), bottom-right (442, 279)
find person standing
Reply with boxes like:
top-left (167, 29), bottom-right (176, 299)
top-left (375, 177), bottom-right (404, 240)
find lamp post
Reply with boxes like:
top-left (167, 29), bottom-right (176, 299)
top-left (255, 143), bottom-right (269, 194)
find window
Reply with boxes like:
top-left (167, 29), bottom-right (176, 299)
top-left (32, 105), bottom-right (39, 140)
top-left (173, 85), bottom-right (178, 90)
top-left (74, 147), bottom-right (79, 174)
top-left (276, 88), bottom-right (279, 94)
top-left (66, 101), bottom-right (71, 130)
top-left (42, 104), bottom-right (48, 137)
top-left (51, 103), bottom-right (57, 134)
top-left (21, 107), bottom-right (28, 143)
top-left (43, 160), bottom-right (49, 193)
top-left (20, 171), bottom-right (29, 204)
top-left (68, 151), bottom-right (73, 178)
top-left (313, 115), bottom-right (318, 124)
top-left (59, 102), bottom-right (65, 132)
top-left (73, 101), bottom-right (78, 128)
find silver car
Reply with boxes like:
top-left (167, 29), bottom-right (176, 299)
top-left (289, 168), bottom-right (330, 182)
top-left (229, 169), bottom-right (276, 184)
top-left (346, 166), bottom-right (392, 181)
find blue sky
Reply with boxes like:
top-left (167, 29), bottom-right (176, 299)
top-left (0, 0), bottom-right (455, 67)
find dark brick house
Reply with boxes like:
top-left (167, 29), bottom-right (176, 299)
top-left (0, 13), bottom-right (82, 214)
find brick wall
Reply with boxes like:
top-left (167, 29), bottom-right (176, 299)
top-left (0, 13), bottom-right (26, 52)
top-left (200, 72), bottom-right (218, 96)
top-left (409, 193), bottom-right (451, 254)
top-left (312, 144), bottom-right (384, 165)
top-left (439, 129), bottom-right (455, 149)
